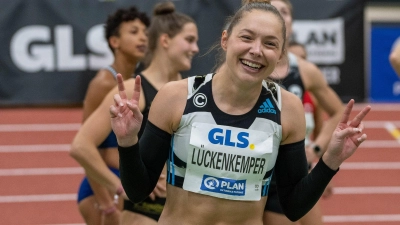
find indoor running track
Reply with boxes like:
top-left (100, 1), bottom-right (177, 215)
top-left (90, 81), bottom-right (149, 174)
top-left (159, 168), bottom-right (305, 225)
top-left (1, 103), bottom-right (399, 225)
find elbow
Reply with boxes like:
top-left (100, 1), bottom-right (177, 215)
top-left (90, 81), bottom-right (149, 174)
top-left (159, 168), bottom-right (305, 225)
top-left (69, 142), bottom-right (84, 162)
top-left (390, 52), bottom-right (400, 67)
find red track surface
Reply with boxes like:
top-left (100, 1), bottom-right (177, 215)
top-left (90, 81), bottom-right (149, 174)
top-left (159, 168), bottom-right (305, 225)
top-left (1, 104), bottom-right (399, 224)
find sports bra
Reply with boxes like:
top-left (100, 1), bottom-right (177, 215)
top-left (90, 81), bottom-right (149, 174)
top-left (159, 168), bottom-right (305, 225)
top-left (167, 73), bottom-right (283, 201)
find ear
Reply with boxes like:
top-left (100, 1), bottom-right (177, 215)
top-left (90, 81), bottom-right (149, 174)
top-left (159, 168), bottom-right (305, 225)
top-left (278, 48), bottom-right (287, 62)
top-left (221, 30), bottom-right (228, 51)
top-left (109, 36), bottom-right (120, 51)
top-left (159, 33), bottom-right (170, 49)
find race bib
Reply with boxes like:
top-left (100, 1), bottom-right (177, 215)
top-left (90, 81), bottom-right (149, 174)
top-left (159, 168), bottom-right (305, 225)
top-left (182, 122), bottom-right (274, 201)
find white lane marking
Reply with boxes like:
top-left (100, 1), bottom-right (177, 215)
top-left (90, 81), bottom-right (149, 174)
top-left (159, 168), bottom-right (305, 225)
top-left (334, 186), bottom-right (400, 194)
top-left (0, 194), bottom-right (77, 203)
top-left (0, 144), bottom-right (71, 152)
top-left (324, 214), bottom-right (400, 223)
top-left (341, 162), bottom-right (400, 170)
top-left (0, 167), bottom-right (84, 176)
top-left (0, 124), bottom-right (80, 132)
top-left (361, 140), bottom-right (400, 148)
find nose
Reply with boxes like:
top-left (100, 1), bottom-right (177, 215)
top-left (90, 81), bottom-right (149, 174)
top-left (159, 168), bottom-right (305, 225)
top-left (249, 41), bottom-right (262, 57)
top-left (139, 30), bottom-right (148, 42)
top-left (192, 42), bottom-right (199, 55)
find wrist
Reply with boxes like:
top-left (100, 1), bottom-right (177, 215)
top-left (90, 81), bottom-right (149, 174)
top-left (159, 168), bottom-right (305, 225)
top-left (322, 153), bottom-right (341, 170)
top-left (117, 137), bottom-right (138, 147)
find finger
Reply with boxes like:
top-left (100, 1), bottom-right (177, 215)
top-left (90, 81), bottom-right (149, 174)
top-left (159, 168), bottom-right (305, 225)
top-left (349, 105), bottom-right (371, 128)
top-left (109, 105), bottom-right (119, 118)
top-left (131, 75), bottom-right (141, 104)
top-left (339, 99), bottom-right (354, 125)
top-left (356, 133), bottom-right (367, 145)
top-left (149, 192), bottom-right (155, 201)
top-left (116, 74), bottom-right (127, 100)
top-left (156, 182), bottom-right (167, 191)
top-left (357, 122), bottom-right (365, 132)
top-left (113, 94), bottom-right (124, 107)
top-left (335, 126), bottom-right (362, 140)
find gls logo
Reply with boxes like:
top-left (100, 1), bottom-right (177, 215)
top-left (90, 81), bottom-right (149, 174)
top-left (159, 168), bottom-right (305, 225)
top-left (10, 24), bottom-right (113, 72)
top-left (208, 128), bottom-right (255, 149)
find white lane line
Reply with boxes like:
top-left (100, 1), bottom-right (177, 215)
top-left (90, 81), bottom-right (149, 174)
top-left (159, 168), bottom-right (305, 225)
top-left (353, 103), bottom-right (400, 111)
top-left (0, 144), bottom-right (71, 152)
top-left (361, 140), bottom-right (400, 148)
top-left (0, 194), bottom-right (77, 203)
top-left (364, 121), bottom-right (400, 128)
top-left (0, 167), bottom-right (84, 176)
top-left (341, 162), bottom-right (400, 170)
top-left (0, 124), bottom-right (80, 132)
top-left (324, 214), bottom-right (400, 223)
top-left (334, 186), bottom-right (400, 194)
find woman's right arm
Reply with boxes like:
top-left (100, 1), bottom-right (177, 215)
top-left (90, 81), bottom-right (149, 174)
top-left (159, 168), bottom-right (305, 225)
top-left (113, 75), bottom-right (187, 202)
top-left (70, 79), bottom-right (139, 193)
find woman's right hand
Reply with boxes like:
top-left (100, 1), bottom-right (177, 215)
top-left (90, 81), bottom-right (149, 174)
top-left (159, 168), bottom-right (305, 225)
top-left (110, 74), bottom-right (143, 147)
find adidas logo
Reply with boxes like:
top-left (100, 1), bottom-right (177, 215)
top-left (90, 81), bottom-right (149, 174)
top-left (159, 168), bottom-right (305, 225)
top-left (258, 98), bottom-right (276, 114)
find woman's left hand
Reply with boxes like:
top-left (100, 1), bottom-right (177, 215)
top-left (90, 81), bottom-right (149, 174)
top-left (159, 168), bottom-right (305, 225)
top-left (322, 99), bottom-right (371, 170)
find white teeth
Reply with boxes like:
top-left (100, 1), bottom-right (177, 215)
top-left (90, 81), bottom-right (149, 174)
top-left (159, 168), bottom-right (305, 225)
top-left (242, 60), bottom-right (261, 69)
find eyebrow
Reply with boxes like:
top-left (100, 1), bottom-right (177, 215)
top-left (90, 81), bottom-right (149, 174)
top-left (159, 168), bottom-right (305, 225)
top-left (240, 29), bottom-right (280, 40)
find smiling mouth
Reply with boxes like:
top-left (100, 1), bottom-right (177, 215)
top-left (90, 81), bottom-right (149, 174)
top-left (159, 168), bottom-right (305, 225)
top-left (240, 59), bottom-right (264, 70)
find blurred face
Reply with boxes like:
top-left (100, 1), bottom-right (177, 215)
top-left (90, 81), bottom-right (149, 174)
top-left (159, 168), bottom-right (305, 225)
top-left (271, 0), bottom-right (292, 39)
top-left (289, 45), bottom-right (307, 59)
top-left (167, 22), bottom-right (199, 71)
top-left (115, 19), bottom-right (148, 61)
top-left (222, 10), bottom-right (284, 83)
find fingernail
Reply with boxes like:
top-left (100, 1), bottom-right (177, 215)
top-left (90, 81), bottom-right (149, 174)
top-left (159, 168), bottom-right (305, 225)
top-left (353, 128), bottom-right (361, 133)
top-left (357, 137), bottom-right (363, 142)
top-left (118, 113), bottom-right (122, 117)
top-left (119, 102), bottom-right (124, 107)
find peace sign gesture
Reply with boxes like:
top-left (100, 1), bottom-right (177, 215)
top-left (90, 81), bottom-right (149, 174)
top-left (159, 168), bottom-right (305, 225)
top-left (322, 99), bottom-right (371, 170)
top-left (110, 74), bottom-right (143, 147)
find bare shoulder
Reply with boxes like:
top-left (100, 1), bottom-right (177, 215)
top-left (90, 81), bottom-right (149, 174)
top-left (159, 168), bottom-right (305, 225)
top-left (297, 57), bottom-right (327, 90)
top-left (88, 70), bottom-right (117, 92)
top-left (149, 79), bottom-right (189, 133)
top-left (280, 88), bottom-right (306, 145)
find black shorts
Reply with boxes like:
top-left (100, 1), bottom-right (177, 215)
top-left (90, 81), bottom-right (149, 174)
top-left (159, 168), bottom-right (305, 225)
top-left (264, 182), bottom-right (284, 214)
top-left (123, 197), bottom-right (166, 221)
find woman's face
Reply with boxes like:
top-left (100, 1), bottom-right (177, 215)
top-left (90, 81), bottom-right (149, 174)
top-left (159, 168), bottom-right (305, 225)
top-left (167, 22), bottom-right (199, 71)
top-left (222, 10), bottom-right (284, 83)
top-left (271, 0), bottom-right (292, 39)
top-left (114, 19), bottom-right (148, 61)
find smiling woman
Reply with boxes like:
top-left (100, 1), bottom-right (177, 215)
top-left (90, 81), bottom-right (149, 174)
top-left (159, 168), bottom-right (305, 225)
top-left (111, 2), bottom-right (370, 225)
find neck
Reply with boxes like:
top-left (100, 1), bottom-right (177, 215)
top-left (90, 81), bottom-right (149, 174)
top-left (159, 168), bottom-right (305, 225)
top-left (141, 55), bottom-right (182, 90)
top-left (112, 55), bottom-right (138, 80)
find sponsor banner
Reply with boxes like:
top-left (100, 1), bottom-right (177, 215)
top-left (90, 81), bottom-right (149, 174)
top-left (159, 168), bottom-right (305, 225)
top-left (0, 0), bottom-right (366, 105)
top-left (293, 18), bottom-right (345, 65)
top-left (369, 24), bottom-right (400, 102)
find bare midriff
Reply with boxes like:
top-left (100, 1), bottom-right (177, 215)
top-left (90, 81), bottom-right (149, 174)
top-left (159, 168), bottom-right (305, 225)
top-left (158, 185), bottom-right (267, 225)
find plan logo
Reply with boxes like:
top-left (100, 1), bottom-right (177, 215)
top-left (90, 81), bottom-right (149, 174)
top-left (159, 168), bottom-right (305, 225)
top-left (200, 175), bottom-right (246, 196)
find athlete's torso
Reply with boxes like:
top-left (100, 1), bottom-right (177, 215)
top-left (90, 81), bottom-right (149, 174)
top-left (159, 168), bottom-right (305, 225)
top-left (167, 73), bottom-right (283, 201)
